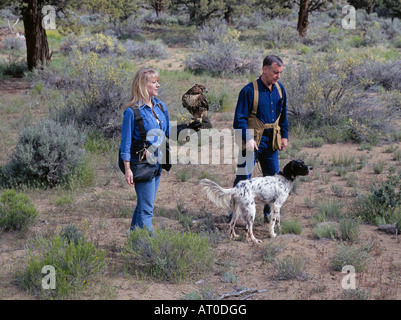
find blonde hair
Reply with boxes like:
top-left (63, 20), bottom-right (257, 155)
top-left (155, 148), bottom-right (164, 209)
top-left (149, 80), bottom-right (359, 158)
top-left (127, 67), bottom-right (160, 108)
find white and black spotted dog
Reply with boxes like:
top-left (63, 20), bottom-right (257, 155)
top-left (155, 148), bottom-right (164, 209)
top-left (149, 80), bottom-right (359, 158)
top-left (200, 160), bottom-right (312, 243)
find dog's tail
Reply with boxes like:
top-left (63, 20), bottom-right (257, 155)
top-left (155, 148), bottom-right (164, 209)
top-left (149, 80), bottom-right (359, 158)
top-left (199, 179), bottom-right (235, 210)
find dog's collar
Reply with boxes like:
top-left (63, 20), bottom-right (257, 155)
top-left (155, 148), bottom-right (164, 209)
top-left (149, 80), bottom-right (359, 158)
top-left (278, 171), bottom-right (295, 182)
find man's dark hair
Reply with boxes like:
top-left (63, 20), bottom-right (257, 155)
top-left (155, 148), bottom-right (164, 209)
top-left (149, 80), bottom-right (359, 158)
top-left (263, 55), bottom-right (283, 68)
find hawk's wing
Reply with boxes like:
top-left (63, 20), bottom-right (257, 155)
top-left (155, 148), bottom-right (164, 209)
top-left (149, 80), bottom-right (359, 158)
top-left (197, 94), bottom-right (209, 111)
top-left (182, 93), bottom-right (195, 114)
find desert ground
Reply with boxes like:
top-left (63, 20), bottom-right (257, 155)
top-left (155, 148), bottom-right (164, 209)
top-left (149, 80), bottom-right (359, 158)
top-left (1, 71), bottom-right (401, 301)
top-left (1, 6), bottom-right (401, 301)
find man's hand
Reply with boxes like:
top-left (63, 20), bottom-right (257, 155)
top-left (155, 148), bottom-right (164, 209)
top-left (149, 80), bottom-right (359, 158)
top-left (280, 138), bottom-right (288, 151)
top-left (246, 139), bottom-right (258, 151)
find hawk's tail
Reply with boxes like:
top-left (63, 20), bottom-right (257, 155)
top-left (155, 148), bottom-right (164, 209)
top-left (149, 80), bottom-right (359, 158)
top-left (199, 179), bottom-right (234, 210)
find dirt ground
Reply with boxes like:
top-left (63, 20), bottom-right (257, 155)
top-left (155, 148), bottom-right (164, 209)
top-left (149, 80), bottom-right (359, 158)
top-left (1, 73), bottom-right (401, 302)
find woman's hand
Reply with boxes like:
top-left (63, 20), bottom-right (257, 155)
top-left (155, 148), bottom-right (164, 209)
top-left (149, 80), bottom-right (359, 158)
top-left (125, 168), bottom-right (134, 186)
top-left (123, 160), bottom-right (134, 186)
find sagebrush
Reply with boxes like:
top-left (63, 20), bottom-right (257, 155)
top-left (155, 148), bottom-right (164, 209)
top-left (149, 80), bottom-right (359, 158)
top-left (1, 119), bottom-right (86, 188)
top-left (0, 189), bottom-right (38, 232)
top-left (16, 235), bottom-right (106, 299)
top-left (121, 228), bottom-right (214, 283)
top-left (185, 23), bottom-right (260, 75)
top-left (53, 50), bottom-right (132, 137)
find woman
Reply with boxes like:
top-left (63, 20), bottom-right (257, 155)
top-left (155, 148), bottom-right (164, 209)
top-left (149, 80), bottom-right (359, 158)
top-left (120, 67), bottom-right (200, 232)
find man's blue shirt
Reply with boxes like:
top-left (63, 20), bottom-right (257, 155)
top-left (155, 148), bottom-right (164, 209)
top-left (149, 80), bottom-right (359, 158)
top-left (233, 77), bottom-right (289, 146)
top-left (120, 97), bottom-right (169, 162)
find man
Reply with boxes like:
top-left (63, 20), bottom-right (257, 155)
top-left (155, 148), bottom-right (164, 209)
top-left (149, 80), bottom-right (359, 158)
top-left (233, 55), bottom-right (289, 221)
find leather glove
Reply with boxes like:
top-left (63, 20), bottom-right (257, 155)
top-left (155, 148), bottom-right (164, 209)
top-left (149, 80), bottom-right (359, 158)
top-left (176, 119), bottom-right (202, 135)
top-left (187, 119), bottom-right (202, 132)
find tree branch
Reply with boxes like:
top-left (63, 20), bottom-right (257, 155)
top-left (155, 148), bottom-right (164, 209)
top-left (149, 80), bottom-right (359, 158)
top-left (219, 288), bottom-right (268, 300)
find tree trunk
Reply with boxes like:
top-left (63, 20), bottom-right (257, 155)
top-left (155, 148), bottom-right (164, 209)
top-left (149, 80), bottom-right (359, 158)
top-left (224, 6), bottom-right (233, 25)
top-left (297, 0), bottom-right (309, 38)
top-left (154, 0), bottom-right (163, 17)
top-left (189, 9), bottom-right (196, 21)
top-left (368, 1), bottom-right (375, 14)
top-left (21, 0), bottom-right (50, 71)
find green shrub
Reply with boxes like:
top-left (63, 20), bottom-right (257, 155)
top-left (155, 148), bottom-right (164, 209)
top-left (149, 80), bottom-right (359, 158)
top-left (183, 286), bottom-right (217, 300)
top-left (122, 228), bottom-right (214, 283)
top-left (331, 184), bottom-right (346, 197)
top-left (1, 119), bottom-right (86, 188)
top-left (222, 269), bottom-right (238, 284)
top-left (362, 22), bottom-right (385, 47)
top-left (1, 37), bottom-right (26, 51)
top-left (338, 218), bottom-right (360, 242)
top-left (394, 149), bottom-right (401, 162)
top-left (341, 288), bottom-right (371, 300)
top-left (280, 219), bottom-right (303, 235)
top-left (394, 36), bottom-right (401, 48)
top-left (351, 35), bottom-right (363, 48)
top-left (16, 235), bottom-right (106, 299)
top-left (197, 171), bottom-right (220, 183)
top-left (0, 38), bottom-right (27, 78)
top-left (298, 45), bottom-right (312, 55)
top-left (373, 160), bottom-right (384, 174)
top-left (175, 202), bottom-right (194, 230)
top-left (262, 241), bottom-right (287, 263)
top-left (60, 33), bottom-right (125, 57)
top-left (54, 51), bottom-right (131, 137)
top-left (185, 23), bottom-right (260, 75)
top-left (312, 199), bottom-right (342, 223)
top-left (329, 153), bottom-right (355, 168)
top-left (313, 222), bottom-right (338, 239)
top-left (274, 255), bottom-right (308, 281)
top-left (313, 217), bottom-right (360, 242)
top-left (383, 90), bottom-right (401, 121)
top-left (0, 58), bottom-right (28, 78)
top-left (371, 172), bottom-right (401, 212)
top-left (206, 88), bottom-right (233, 112)
top-left (351, 172), bottom-right (401, 227)
top-left (175, 166), bottom-right (192, 182)
top-left (264, 20), bottom-right (299, 49)
top-left (304, 136), bottom-right (324, 148)
top-left (330, 242), bottom-right (372, 272)
top-left (0, 189), bottom-right (38, 232)
top-left (60, 224), bottom-right (84, 244)
top-left (355, 59), bottom-right (401, 91)
top-left (84, 131), bottom-right (115, 154)
top-left (61, 154), bottom-right (97, 190)
top-left (191, 207), bottom-right (224, 246)
top-left (282, 55), bottom-right (400, 144)
top-left (123, 39), bottom-right (168, 60)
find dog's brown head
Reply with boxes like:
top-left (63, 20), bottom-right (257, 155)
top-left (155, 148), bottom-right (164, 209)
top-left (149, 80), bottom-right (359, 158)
top-left (281, 159), bottom-right (312, 181)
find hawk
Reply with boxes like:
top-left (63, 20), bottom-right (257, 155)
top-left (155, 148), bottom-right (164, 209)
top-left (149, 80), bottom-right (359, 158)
top-left (182, 84), bottom-right (212, 129)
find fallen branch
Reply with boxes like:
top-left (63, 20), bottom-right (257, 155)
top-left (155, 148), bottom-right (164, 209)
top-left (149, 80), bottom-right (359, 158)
top-left (219, 288), bottom-right (268, 300)
top-left (377, 224), bottom-right (398, 235)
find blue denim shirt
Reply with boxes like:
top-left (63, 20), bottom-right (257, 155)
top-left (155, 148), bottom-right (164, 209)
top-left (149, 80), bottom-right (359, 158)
top-left (233, 77), bottom-right (289, 146)
top-left (120, 97), bottom-right (169, 163)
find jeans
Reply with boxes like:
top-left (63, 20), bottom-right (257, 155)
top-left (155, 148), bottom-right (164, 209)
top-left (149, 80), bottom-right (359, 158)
top-left (233, 138), bottom-right (279, 216)
top-left (130, 174), bottom-right (161, 232)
